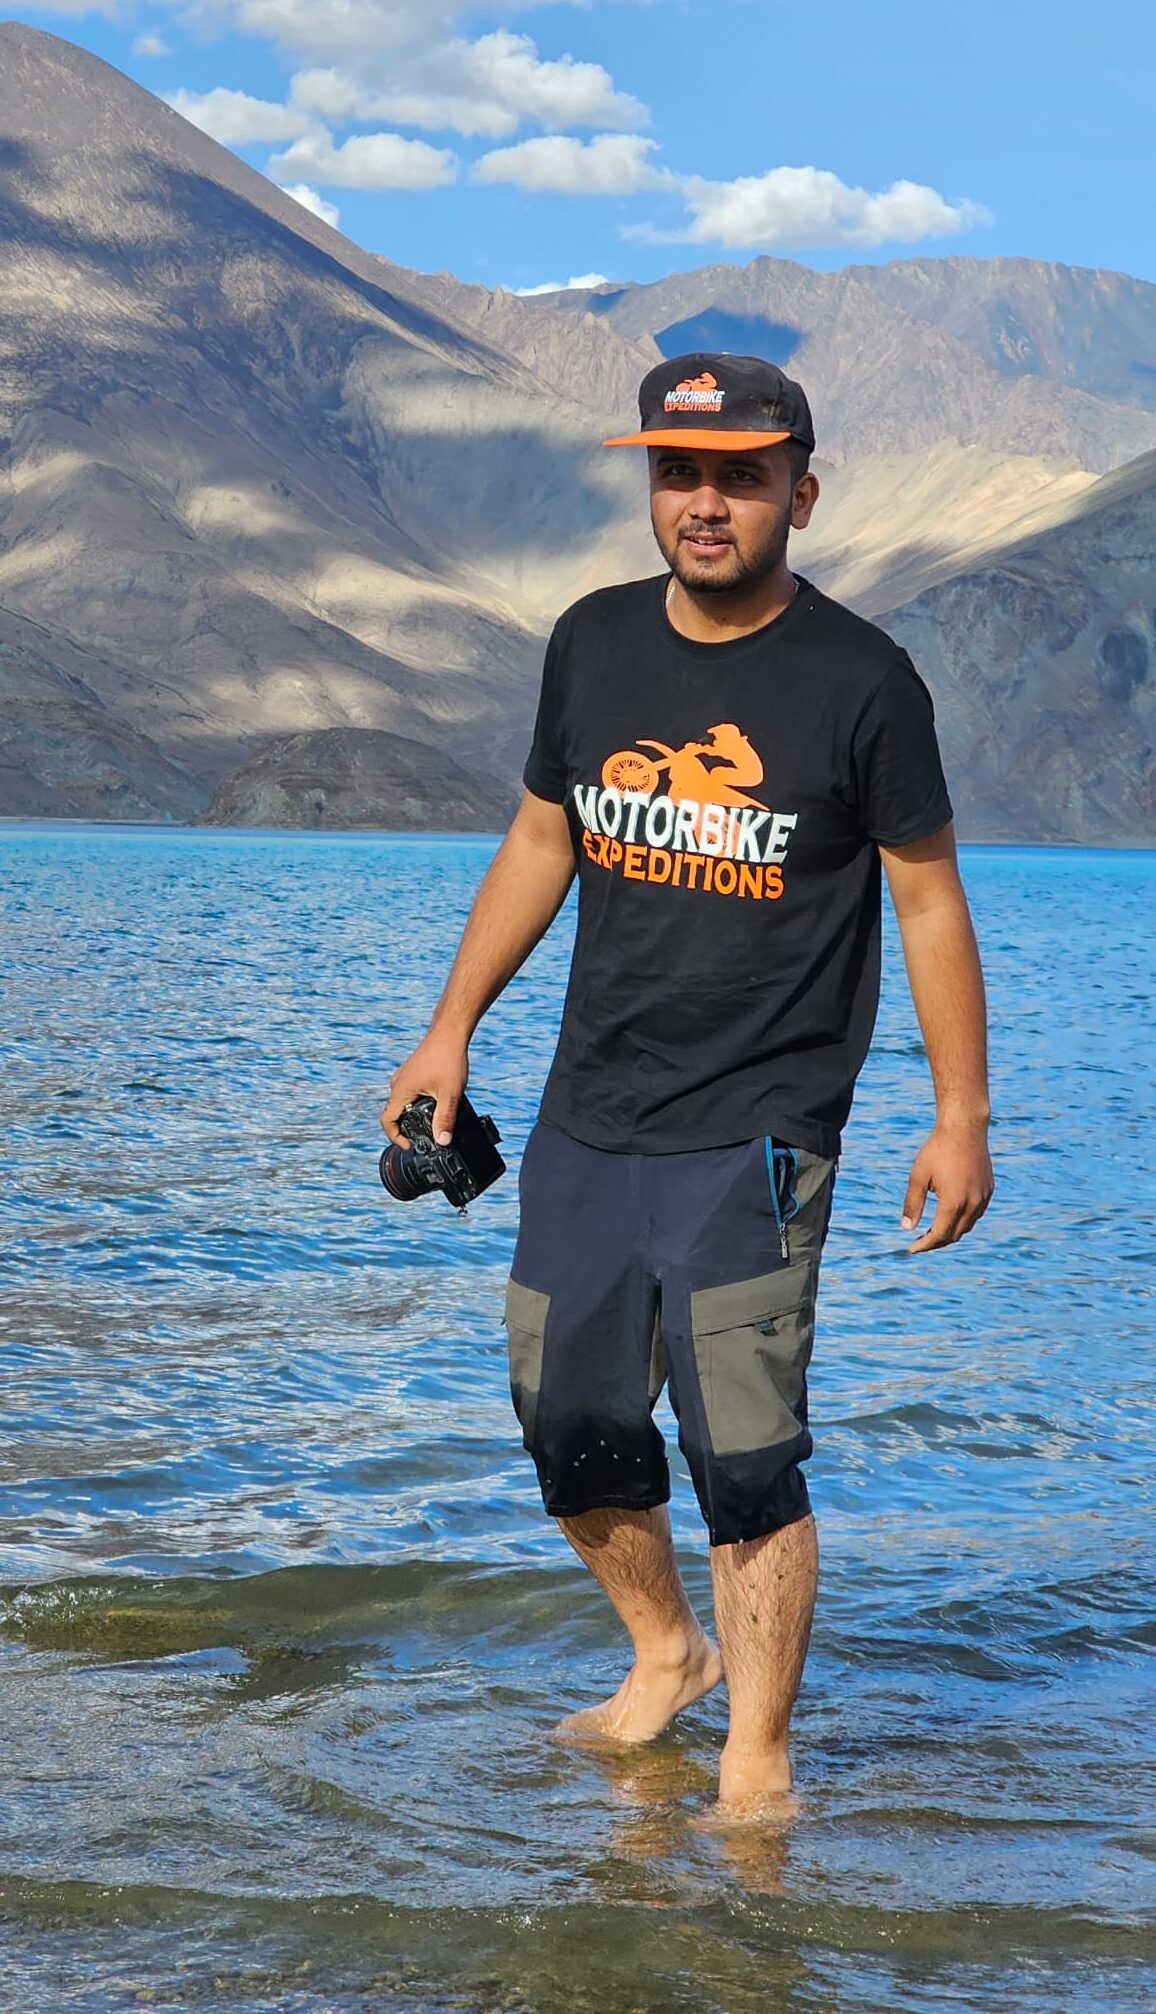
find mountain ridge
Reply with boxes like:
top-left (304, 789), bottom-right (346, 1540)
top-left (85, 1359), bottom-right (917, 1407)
top-left (505, 258), bottom-right (1156, 471)
top-left (0, 20), bottom-right (654, 812)
top-left (0, 21), bottom-right (1152, 840)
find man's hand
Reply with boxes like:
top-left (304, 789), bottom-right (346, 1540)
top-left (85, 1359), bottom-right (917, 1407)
top-left (881, 828), bottom-right (994, 1256)
top-left (900, 1121), bottom-right (994, 1254)
top-left (381, 1032), bottom-right (469, 1148)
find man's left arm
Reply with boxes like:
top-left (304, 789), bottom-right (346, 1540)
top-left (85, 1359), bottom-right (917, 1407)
top-left (880, 825), bottom-right (995, 1254)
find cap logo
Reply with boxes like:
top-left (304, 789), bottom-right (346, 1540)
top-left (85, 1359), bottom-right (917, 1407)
top-left (663, 370), bottom-right (725, 414)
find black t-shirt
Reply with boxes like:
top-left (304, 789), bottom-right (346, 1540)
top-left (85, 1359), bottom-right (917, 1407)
top-left (522, 573), bottom-right (952, 1156)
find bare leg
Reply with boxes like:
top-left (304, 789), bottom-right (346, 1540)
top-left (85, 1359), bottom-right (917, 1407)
top-left (552, 1505), bottom-right (723, 1744)
top-left (710, 1512), bottom-right (818, 1815)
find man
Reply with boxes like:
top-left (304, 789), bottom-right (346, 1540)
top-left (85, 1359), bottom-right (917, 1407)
top-left (383, 353), bottom-right (994, 1819)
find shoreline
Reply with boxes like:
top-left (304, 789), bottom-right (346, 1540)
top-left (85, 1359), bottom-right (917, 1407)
top-left (1, 816), bottom-right (1153, 854)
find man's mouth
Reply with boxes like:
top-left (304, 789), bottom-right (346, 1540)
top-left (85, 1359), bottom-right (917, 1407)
top-left (681, 531), bottom-right (733, 557)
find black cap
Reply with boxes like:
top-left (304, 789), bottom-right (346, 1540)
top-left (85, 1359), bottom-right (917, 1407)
top-left (604, 351), bottom-right (815, 454)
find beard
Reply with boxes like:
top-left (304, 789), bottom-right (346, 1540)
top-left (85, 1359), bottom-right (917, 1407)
top-left (656, 503), bottom-right (793, 595)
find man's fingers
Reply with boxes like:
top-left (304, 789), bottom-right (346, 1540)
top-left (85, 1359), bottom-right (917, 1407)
top-left (380, 1045), bottom-right (468, 1150)
top-left (433, 1093), bottom-right (460, 1147)
top-left (901, 1134), bottom-right (994, 1253)
top-left (380, 1112), bottom-right (410, 1148)
top-left (900, 1172), bottom-right (929, 1231)
top-left (908, 1199), bottom-right (969, 1253)
top-left (380, 1088), bottom-right (410, 1147)
top-left (909, 1176), bottom-right (994, 1251)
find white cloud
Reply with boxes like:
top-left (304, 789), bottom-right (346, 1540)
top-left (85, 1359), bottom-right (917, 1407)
top-left (473, 135), bottom-right (987, 254)
top-left (71, 0), bottom-right (989, 260)
top-left (280, 182), bottom-right (340, 227)
top-left (140, 0), bottom-right (649, 144)
top-left (289, 66), bottom-right (513, 141)
top-left (132, 32), bottom-right (172, 57)
top-left (222, 0), bottom-right (465, 63)
top-left (438, 32), bottom-right (644, 135)
top-left (165, 87), bottom-right (313, 146)
top-left (514, 272), bottom-right (612, 295)
top-left (191, 1), bottom-right (647, 134)
top-left (288, 69), bottom-right (366, 124)
top-left (359, 91), bottom-right (520, 141)
top-left (647, 166), bottom-right (991, 250)
top-left (7, 0), bottom-right (118, 12)
top-left (269, 128), bottom-right (457, 190)
top-left (288, 33), bottom-right (644, 141)
top-left (476, 135), bottom-right (667, 197)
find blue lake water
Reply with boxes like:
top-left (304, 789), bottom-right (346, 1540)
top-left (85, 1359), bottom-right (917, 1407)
top-left (0, 826), bottom-right (1153, 2013)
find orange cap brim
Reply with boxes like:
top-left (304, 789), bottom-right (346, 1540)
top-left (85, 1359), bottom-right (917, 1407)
top-left (602, 428), bottom-right (792, 450)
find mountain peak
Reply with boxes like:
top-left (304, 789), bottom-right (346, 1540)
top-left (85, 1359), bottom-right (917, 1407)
top-left (1, 24), bottom-right (1153, 839)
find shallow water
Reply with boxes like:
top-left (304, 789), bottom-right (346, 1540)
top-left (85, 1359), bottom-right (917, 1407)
top-left (1, 826), bottom-right (1153, 2013)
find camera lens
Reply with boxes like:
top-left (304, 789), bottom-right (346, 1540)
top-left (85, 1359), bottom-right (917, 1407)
top-left (379, 1143), bottom-right (436, 1202)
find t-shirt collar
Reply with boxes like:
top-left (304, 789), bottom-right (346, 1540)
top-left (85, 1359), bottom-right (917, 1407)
top-left (658, 573), bottom-right (816, 655)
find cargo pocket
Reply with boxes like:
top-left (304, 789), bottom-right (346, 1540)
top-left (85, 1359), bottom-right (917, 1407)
top-left (690, 1263), bottom-right (816, 1457)
top-left (502, 1278), bottom-right (550, 1445)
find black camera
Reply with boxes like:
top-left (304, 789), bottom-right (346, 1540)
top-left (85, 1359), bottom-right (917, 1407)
top-left (379, 1092), bottom-right (505, 1210)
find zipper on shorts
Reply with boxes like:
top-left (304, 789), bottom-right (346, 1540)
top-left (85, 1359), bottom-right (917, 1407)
top-left (764, 1137), bottom-right (797, 1264)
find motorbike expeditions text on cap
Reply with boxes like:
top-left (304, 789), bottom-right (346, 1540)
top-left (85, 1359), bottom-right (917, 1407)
top-left (604, 352), bottom-right (815, 455)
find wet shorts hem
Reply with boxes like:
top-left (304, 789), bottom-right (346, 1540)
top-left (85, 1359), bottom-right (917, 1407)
top-left (705, 1486), bottom-right (813, 1549)
top-left (544, 1487), bottom-right (672, 1521)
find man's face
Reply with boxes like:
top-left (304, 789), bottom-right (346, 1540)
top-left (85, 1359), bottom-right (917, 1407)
top-left (648, 443), bottom-right (818, 594)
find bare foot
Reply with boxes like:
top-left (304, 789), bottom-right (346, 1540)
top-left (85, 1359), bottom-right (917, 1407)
top-left (551, 1633), bottom-right (724, 1746)
top-left (698, 1788), bottom-right (802, 1831)
top-left (693, 1806), bottom-right (794, 1895)
top-left (710, 1743), bottom-right (798, 1824)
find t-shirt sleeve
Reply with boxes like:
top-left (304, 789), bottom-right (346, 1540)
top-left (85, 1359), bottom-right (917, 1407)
top-left (850, 651), bottom-right (954, 845)
top-left (521, 622), bottom-right (569, 804)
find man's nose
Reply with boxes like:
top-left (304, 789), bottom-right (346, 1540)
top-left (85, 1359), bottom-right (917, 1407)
top-left (688, 483), bottom-right (728, 518)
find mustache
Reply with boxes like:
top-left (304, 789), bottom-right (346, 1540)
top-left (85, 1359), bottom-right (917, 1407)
top-left (680, 525), bottom-right (734, 541)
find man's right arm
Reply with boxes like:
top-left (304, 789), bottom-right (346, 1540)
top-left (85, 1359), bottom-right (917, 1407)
top-left (380, 790), bottom-right (576, 1148)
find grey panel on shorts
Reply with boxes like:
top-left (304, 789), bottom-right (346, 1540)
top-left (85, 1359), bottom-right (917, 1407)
top-left (781, 1145), bottom-right (838, 1260)
top-left (690, 1257), bottom-right (817, 1458)
top-left (503, 1278), bottom-right (550, 1443)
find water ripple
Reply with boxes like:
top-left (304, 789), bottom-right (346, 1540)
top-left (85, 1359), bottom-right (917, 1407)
top-left (1, 828), bottom-right (1153, 2011)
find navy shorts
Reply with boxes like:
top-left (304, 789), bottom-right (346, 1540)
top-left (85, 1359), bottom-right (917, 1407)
top-left (502, 1120), bottom-right (837, 1547)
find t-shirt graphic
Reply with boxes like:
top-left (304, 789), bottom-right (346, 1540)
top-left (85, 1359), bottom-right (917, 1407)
top-left (579, 720), bottom-right (796, 899)
top-left (522, 574), bottom-right (953, 1157)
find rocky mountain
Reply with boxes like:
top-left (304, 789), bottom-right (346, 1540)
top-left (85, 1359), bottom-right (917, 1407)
top-left (0, 21), bottom-right (651, 822)
top-left (847, 256), bottom-right (1156, 414)
top-left (201, 726), bottom-right (516, 830)
top-left (0, 22), bottom-right (1153, 841)
top-left (882, 450), bottom-right (1156, 842)
top-left (0, 601), bottom-right (202, 819)
top-left (491, 260), bottom-right (1156, 472)
top-left (790, 441), bottom-right (1097, 616)
top-left (395, 266), bottom-right (659, 437)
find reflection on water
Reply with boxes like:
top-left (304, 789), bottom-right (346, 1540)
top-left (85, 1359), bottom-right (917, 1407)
top-left (1, 828), bottom-right (1154, 2012)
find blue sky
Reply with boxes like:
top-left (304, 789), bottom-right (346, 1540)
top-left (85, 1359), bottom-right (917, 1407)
top-left (8, 0), bottom-right (1156, 292)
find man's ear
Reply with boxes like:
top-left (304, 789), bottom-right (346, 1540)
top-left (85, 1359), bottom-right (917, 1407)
top-left (791, 471), bottom-right (820, 530)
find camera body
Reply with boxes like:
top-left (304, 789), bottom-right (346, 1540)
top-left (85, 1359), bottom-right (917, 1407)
top-left (379, 1092), bottom-right (505, 1210)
